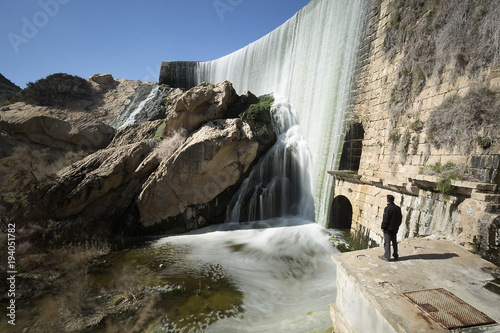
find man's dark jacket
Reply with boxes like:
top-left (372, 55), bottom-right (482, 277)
top-left (381, 202), bottom-right (402, 233)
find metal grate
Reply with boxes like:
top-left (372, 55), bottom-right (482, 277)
top-left (403, 288), bottom-right (496, 330)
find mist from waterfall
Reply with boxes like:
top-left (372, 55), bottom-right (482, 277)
top-left (195, 0), bottom-right (368, 226)
top-left (227, 95), bottom-right (315, 222)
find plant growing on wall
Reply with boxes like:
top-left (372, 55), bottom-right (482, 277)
top-left (426, 87), bottom-right (499, 154)
top-left (420, 161), bottom-right (477, 196)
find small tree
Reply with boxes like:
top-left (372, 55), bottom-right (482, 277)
top-left (19, 73), bottom-right (92, 107)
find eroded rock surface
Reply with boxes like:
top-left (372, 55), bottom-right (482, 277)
top-left (163, 80), bottom-right (238, 136)
top-left (12, 81), bottom-right (277, 233)
top-left (138, 118), bottom-right (259, 228)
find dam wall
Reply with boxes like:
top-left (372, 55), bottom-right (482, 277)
top-left (160, 0), bottom-right (371, 226)
top-left (159, 0), bottom-right (500, 263)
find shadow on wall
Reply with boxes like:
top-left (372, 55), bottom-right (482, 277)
top-left (329, 195), bottom-right (353, 229)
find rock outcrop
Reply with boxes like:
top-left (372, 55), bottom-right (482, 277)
top-left (163, 80), bottom-right (238, 136)
top-left (15, 81), bottom-right (277, 233)
top-left (1, 106), bottom-right (114, 150)
top-left (41, 140), bottom-right (157, 220)
top-left (138, 118), bottom-right (259, 228)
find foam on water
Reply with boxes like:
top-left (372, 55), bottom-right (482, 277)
top-left (154, 218), bottom-right (339, 332)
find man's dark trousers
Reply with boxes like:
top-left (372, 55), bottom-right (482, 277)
top-left (383, 231), bottom-right (398, 260)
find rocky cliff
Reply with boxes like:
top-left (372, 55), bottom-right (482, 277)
top-left (0, 77), bottom-right (276, 234)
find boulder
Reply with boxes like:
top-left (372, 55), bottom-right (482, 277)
top-left (137, 118), bottom-right (259, 228)
top-left (162, 80), bottom-right (238, 136)
top-left (89, 73), bottom-right (115, 85)
top-left (0, 102), bottom-right (114, 150)
top-left (39, 140), bottom-right (158, 220)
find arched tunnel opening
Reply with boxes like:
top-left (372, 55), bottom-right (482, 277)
top-left (329, 195), bottom-right (353, 230)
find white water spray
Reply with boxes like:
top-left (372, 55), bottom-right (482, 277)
top-left (115, 84), bottom-right (161, 130)
top-left (194, 0), bottom-right (368, 226)
top-left (155, 218), bottom-right (340, 332)
top-left (227, 95), bottom-right (314, 222)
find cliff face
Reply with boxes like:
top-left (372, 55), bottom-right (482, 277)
top-left (1, 78), bottom-right (276, 234)
top-left (333, 0), bottom-right (500, 263)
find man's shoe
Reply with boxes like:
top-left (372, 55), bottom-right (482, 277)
top-left (393, 255), bottom-right (399, 261)
top-left (378, 255), bottom-right (389, 261)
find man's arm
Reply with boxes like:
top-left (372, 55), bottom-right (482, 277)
top-left (381, 206), bottom-right (389, 230)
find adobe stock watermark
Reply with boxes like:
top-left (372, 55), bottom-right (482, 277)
top-left (142, 64), bottom-right (162, 82)
top-left (7, 0), bottom-right (72, 54)
top-left (213, 0), bottom-right (244, 21)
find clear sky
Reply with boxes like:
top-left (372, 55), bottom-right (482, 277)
top-left (1, 0), bottom-right (311, 88)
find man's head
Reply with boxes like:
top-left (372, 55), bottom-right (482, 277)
top-left (387, 194), bottom-right (395, 203)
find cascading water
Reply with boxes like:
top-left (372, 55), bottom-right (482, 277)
top-left (195, 0), bottom-right (368, 226)
top-left (227, 94), bottom-right (315, 222)
top-left (85, 1), bottom-right (369, 332)
top-left (113, 84), bottom-right (162, 129)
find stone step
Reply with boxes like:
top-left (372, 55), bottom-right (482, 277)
top-left (471, 191), bottom-right (500, 204)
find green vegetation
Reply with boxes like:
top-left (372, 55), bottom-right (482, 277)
top-left (420, 161), bottom-right (475, 195)
top-left (388, 129), bottom-right (400, 144)
top-left (153, 123), bottom-right (166, 141)
top-left (18, 73), bottom-right (92, 108)
top-left (240, 94), bottom-right (275, 138)
top-left (0, 73), bottom-right (21, 105)
top-left (409, 118), bottom-right (424, 132)
top-left (477, 136), bottom-right (492, 149)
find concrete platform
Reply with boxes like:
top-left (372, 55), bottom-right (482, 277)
top-left (331, 238), bottom-right (500, 333)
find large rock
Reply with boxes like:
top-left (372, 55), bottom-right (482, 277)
top-left (40, 140), bottom-right (158, 220)
top-left (137, 118), bottom-right (259, 228)
top-left (162, 80), bottom-right (238, 136)
top-left (89, 73), bottom-right (115, 85)
top-left (0, 102), bottom-right (114, 150)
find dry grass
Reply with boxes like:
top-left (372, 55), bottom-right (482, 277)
top-left (156, 129), bottom-right (187, 160)
top-left (385, 0), bottom-right (500, 80)
top-left (426, 86), bottom-right (499, 154)
top-left (0, 145), bottom-right (88, 209)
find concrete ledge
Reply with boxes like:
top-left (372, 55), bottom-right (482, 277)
top-left (410, 175), bottom-right (498, 196)
top-left (331, 238), bottom-right (500, 333)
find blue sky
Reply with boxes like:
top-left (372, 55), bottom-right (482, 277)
top-left (1, 0), bottom-right (310, 88)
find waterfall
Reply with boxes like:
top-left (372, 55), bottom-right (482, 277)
top-left (113, 84), bottom-right (162, 130)
top-left (193, 0), bottom-right (368, 226)
top-left (227, 94), bottom-right (315, 222)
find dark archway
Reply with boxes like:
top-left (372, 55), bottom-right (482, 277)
top-left (329, 195), bottom-right (353, 230)
top-left (338, 123), bottom-right (364, 172)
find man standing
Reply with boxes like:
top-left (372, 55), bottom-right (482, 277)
top-left (379, 194), bottom-right (402, 261)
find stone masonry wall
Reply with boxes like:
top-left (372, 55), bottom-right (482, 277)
top-left (334, 0), bottom-right (500, 263)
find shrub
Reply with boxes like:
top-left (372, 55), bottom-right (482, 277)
top-left (426, 87), bottom-right (499, 154)
top-left (384, 0), bottom-right (500, 80)
top-left (18, 73), bottom-right (92, 107)
top-left (388, 129), bottom-right (400, 144)
top-left (420, 161), bottom-right (477, 195)
top-left (240, 94), bottom-right (275, 138)
top-left (156, 129), bottom-right (187, 160)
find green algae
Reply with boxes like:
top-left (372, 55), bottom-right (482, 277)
top-left (87, 241), bottom-right (243, 332)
